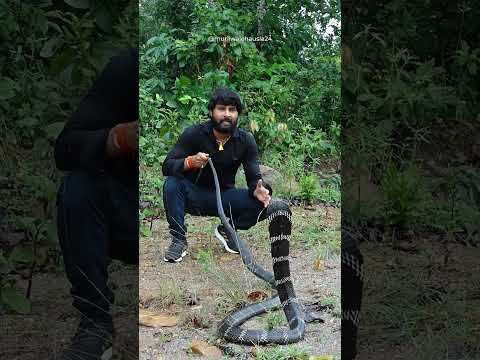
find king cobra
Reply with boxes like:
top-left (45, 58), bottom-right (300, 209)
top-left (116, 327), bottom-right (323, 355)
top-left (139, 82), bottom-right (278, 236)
top-left (208, 158), bottom-right (322, 345)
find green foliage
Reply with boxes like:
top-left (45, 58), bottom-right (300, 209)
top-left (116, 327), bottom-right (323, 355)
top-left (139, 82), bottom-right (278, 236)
top-left (139, 0), bottom-right (341, 202)
top-left (380, 164), bottom-right (424, 229)
top-left (299, 173), bottom-right (320, 203)
top-left (196, 248), bottom-right (214, 272)
top-left (342, 0), bottom-right (480, 237)
top-left (139, 89), bottom-right (181, 166)
top-left (424, 164), bottom-right (480, 242)
top-left (0, 249), bottom-right (31, 314)
top-left (0, 282), bottom-right (31, 314)
top-left (297, 171), bottom-right (340, 205)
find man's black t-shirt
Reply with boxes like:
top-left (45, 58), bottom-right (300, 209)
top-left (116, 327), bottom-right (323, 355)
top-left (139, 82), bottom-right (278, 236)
top-left (162, 121), bottom-right (265, 197)
top-left (54, 48), bottom-right (138, 187)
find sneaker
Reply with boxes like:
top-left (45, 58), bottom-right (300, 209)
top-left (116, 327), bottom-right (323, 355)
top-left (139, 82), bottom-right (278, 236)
top-left (163, 239), bottom-right (187, 262)
top-left (57, 318), bottom-right (113, 360)
top-left (215, 225), bottom-right (239, 254)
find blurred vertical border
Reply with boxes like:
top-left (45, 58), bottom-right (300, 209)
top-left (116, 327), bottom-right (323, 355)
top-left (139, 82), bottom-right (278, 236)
top-left (0, 1), bottom-right (139, 359)
top-left (342, 0), bottom-right (480, 358)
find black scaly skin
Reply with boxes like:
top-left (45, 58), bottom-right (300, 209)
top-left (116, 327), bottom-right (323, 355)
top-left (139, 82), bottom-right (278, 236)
top-left (342, 233), bottom-right (364, 359)
top-left (208, 158), bottom-right (307, 345)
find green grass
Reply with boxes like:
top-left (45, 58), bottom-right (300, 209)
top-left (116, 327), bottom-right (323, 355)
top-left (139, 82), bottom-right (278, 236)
top-left (359, 242), bottom-right (480, 357)
top-left (262, 309), bottom-right (287, 330)
top-left (288, 214), bottom-right (340, 261)
top-left (314, 230), bottom-right (341, 260)
top-left (316, 186), bottom-right (340, 206)
top-left (254, 345), bottom-right (310, 360)
top-left (196, 248), bottom-right (249, 316)
top-left (157, 278), bottom-right (186, 308)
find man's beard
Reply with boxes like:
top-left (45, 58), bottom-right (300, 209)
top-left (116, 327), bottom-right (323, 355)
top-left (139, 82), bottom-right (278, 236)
top-left (211, 118), bottom-right (237, 134)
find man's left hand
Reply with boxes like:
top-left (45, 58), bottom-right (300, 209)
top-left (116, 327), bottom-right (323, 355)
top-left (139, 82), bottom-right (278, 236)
top-left (253, 179), bottom-right (271, 208)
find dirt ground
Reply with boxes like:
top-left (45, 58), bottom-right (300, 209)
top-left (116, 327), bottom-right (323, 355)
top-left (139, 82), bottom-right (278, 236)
top-left (0, 264), bottom-right (138, 360)
top-left (356, 238), bottom-right (480, 360)
top-left (139, 204), bottom-right (341, 359)
top-left (1, 204), bottom-right (340, 360)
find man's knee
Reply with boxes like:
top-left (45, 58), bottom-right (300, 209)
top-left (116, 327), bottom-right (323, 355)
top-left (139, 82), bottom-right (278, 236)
top-left (58, 171), bottom-right (103, 213)
top-left (163, 176), bottom-right (185, 197)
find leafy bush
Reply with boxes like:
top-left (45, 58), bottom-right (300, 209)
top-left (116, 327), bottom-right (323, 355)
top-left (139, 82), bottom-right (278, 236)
top-left (380, 164), bottom-right (425, 230)
top-left (299, 173), bottom-right (320, 203)
top-left (138, 0), bottom-right (341, 214)
top-left (139, 0), bottom-right (341, 181)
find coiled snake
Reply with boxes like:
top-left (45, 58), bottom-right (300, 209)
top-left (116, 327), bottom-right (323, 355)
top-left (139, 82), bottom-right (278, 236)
top-left (208, 158), bottom-right (322, 345)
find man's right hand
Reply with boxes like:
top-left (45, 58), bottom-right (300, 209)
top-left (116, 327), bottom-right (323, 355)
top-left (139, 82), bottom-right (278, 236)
top-left (185, 152), bottom-right (210, 170)
top-left (106, 121), bottom-right (138, 157)
top-left (118, 121), bottom-right (138, 151)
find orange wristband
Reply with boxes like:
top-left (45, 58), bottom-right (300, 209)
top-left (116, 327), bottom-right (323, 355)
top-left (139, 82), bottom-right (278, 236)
top-left (185, 156), bottom-right (193, 170)
top-left (114, 125), bottom-right (134, 153)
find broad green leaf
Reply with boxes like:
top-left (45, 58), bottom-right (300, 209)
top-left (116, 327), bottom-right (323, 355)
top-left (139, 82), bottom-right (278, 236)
top-left (467, 62), bottom-right (477, 75)
top-left (1, 286), bottom-right (31, 314)
top-left (44, 122), bottom-right (65, 140)
top-left (0, 252), bottom-right (12, 274)
top-left (16, 117), bottom-right (39, 128)
top-left (0, 77), bottom-right (16, 100)
top-left (94, 4), bottom-right (113, 33)
top-left (33, 138), bottom-right (50, 157)
top-left (179, 95), bottom-right (192, 104)
top-left (166, 100), bottom-right (177, 108)
top-left (40, 37), bottom-right (61, 58)
top-left (9, 246), bottom-right (33, 264)
top-left (43, 222), bottom-right (58, 244)
top-left (64, 0), bottom-right (90, 9)
top-left (233, 47), bottom-right (242, 57)
top-left (16, 217), bottom-right (36, 234)
top-left (50, 49), bottom-right (75, 75)
top-left (177, 75), bottom-right (191, 87)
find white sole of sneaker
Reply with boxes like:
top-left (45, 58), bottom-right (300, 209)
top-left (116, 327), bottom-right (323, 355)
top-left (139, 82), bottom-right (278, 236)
top-left (163, 250), bottom-right (187, 263)
top-left (215, 227), bottom-right (239, 254)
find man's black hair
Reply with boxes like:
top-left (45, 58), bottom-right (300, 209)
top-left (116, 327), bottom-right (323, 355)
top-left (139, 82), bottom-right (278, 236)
top-left (208, 88), bottom-right (243, 115)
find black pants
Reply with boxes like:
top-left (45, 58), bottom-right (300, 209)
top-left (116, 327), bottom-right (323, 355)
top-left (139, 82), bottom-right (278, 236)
top-left (162, 176), bottom-right (267, 243)
top-left (57, 171), bottom-right (138, 322)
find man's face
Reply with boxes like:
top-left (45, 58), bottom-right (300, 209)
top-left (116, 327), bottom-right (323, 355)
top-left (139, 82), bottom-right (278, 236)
top-left (210, 104), bottom-right (238, 133)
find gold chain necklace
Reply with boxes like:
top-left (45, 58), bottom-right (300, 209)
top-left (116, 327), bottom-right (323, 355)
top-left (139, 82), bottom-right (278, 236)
top-left (216, 136), bottom-right (231, 151)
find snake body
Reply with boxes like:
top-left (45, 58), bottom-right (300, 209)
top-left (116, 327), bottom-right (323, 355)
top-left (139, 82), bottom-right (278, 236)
top-left (208, 158), bottom-right (318, 345)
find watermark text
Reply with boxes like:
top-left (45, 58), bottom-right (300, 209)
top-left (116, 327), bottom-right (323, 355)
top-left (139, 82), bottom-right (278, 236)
top-left (208, 35), bottom-right (272, 43)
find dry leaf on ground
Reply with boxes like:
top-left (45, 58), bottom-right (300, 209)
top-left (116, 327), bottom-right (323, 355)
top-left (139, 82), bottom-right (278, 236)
top-left (139, 309), bottom-right (179, 327)
top-left (247, 291), bottom-right (268, 302)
